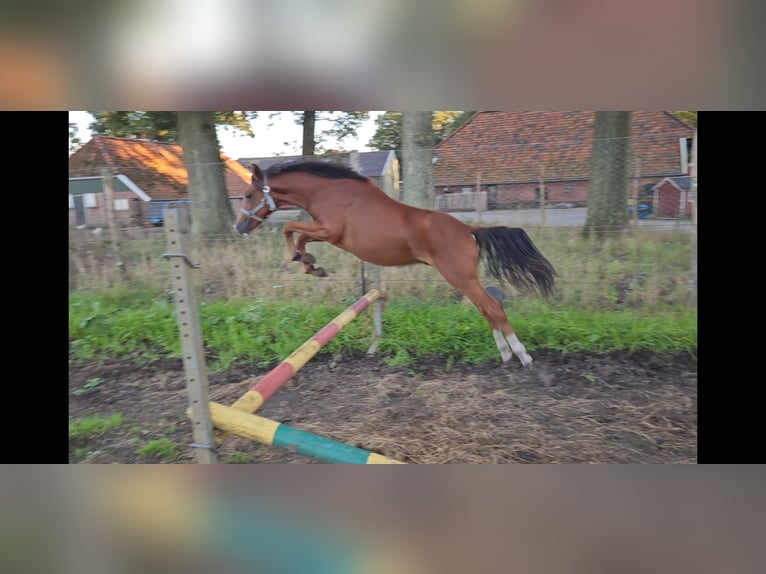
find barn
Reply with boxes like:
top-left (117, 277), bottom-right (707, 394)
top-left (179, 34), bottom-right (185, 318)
top-left (652, 176), bottom-right (693, 219)
top-left (433, 111), bottom-right (695, 211)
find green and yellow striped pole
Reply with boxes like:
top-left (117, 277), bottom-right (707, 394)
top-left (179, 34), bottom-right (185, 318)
top-left (205, 402), bottom-right (404, 464)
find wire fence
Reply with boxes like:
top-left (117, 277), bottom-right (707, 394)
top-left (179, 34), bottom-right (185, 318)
top-left (69, 127), bottom-right (697, 309)
top-left (69, 214), bottom-right (697, 311)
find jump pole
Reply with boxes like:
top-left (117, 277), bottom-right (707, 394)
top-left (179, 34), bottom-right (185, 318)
top-left (199, 402), bottom-right (404, 464)
top-left (214, 289), bottom-right (382, 445)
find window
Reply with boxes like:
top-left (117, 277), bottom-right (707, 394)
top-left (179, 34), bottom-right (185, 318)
top-left (69, 194), bottom-right (74, 209)
top-left (114, 199), bottom-right (130, 211)
top-left (680, 137), bottom-right (693, 173)
top-left (564, 184), bottom-right (574, 193)
top-left (461, 187), bottom-right (472, 194)
top-left (84, 193), bottom-right (97, 208)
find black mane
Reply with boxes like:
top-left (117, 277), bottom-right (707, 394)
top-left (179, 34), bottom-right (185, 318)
top-left (263, 160), bottom-right (369, 182)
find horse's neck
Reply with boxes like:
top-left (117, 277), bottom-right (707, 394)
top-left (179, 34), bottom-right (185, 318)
top-left (272, 186), bottom-right (313, 213)
top-left (272, 181), bottom-right (339, 214)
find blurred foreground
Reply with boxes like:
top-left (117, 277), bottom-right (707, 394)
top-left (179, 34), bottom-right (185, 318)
top-left (2, 466), bottom-right (764, 574)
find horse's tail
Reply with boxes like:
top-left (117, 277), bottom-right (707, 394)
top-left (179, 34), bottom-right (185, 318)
top-left (471, 226), bottom-right (557, 297)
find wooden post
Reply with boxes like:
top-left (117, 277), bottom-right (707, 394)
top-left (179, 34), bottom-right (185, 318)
top-left (689, 131), bottom-right (697, 305)
top-left (348, 150), bottom-right (383, 354)
top-left (539, 166), bottom-right (547, 227)
top-left (631, 158), bottom-right (641, 226)
top-left (101, 168), bottom-right (125, 276)
top-left (366, 265), bottom-right (383, 355)
top-left (163, 208), bottom-right (217, 463)
top-left (474, 172), bottom-right (483, 224)
top-left (349, 151), bottom-right (366, 295)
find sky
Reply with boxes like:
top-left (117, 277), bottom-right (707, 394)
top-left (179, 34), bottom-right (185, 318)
top-left (68, 111), bottom-right (385, 160)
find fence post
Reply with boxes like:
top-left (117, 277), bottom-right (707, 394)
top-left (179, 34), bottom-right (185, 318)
top-left (348, 150), bottom-right (384, 354)
top-left (689, 131), bottom-right (697, 306)
top-left (163, 208), bottom-right (217, 463)
top-left (101, 168), bottom-right (125, 277)
top-left (367, 265), bottom-right (383, 355)
top-left (538, 165), bottom-right (547, 227)
top-left (631, 158), bottom-right (641, 227)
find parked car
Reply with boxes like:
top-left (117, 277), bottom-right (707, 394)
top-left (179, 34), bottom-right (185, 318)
top-left (627, 203), bottom-right (653, 219)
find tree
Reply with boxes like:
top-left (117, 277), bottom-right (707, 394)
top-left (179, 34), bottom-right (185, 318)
top-left (433, 111), bottom-right (475, 140)
top-left (88, 111), bottom-right (179, 140)
top-left (69, 122), bottom-right (81, 155)
top-left (292, 111), bottom-right (370, 155)
top-left (301, 111), bottom-right (316, 155)
top-left (87, 111), bottom-right (257, 141)
top-left (367, 111), bottom-right (402, 152)
top-left (671, 111), bottom-right (697, 128)
top-left (400, 111), bottom-right (434, 209)
top-left (177, 112), bottom-right (234, 243)
top-left (368, 111), bottom-right (474, 180)
top-left (368, 111), bottom-right (472, 153)
top-left (583, 112), bottom-right (633, 240)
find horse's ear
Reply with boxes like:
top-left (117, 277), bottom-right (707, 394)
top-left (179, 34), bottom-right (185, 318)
top-left (251, 164), bottom-right (264, 181)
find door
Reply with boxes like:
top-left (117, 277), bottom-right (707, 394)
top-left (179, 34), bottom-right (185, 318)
top-left (73, 195), bottom-right (86, 225)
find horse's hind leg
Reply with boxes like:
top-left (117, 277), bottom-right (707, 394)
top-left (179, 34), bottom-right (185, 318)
top-left (466, 282), bottom-right (532, 366)
top-left (431, 258), bottom-right (533, 366)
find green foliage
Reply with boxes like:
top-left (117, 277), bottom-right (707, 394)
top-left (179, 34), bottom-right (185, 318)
top-left (69, 293), bottom-right (179, 362)
top-left (368, 111), bottom-right (473, 152)
top-left (70, 227), bottom-right (696, 369)
top-left (70, 291), bottom-right (697, 371)
top-left (69, 122), bottom-right (81, 154)
top-left (291, 111), bottom-right (370, 154)
top-left (367, 111), bottom-right (401, 152)
top-left (69, 414), bottom-right (124, 440)
top-left (223, 453), bottom-right (255, 464)
top-left (670, 111), bottom-right (697, 128)
top-left (88, 111), bottom-right (179, 141)
top-left (72, 377), bottom-right (106, 396)
top-left (86, 111), bottom-right (258, 142)
top-left (135, 438), bottom-right (178, 461)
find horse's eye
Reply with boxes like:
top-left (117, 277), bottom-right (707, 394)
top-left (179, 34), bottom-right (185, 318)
top-left (245, 194), bottom-right (252, 199)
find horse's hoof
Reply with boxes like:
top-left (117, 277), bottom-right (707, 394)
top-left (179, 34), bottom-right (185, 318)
top-left (301, 252), bottom-right (316, 265)
top-left (291, 251), bottom-right (303, 262)
top-left (313, 267), bottom-right (328, 278)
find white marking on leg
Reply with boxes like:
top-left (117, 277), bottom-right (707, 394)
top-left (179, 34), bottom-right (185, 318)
top-left (506, 332), bottom-right (533, 367)
top-left (493, 329), bottom-right (513, 363)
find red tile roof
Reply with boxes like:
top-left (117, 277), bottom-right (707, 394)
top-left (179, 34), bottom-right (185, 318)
top-left (434, 111), bottom-right (694, 186)
top-left (68, 135), bottom-right (251, 200)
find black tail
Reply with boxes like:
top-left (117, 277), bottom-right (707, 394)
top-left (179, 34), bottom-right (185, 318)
top-left (472, 227), bottom-right (556, 297)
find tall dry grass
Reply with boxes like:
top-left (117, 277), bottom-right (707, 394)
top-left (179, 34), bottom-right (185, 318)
top-left (69, 223), bottom-right (695, 311)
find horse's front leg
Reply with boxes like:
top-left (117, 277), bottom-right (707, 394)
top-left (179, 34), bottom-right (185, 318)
top-left (282, 221), bottom-right (335, 277)
top-left (295, 235), bottom-right (327, 276)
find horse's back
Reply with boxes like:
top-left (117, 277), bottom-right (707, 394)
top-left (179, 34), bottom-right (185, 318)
top-left (315, 181), bottom-right (475, 266)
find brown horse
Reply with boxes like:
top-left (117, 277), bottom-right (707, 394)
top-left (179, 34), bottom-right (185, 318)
top-left (234, 161), bottom-right (556, 367)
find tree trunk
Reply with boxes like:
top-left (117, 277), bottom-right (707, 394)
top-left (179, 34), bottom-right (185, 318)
top-left (583, 111), bottom-right (633, 240)
top-left (401, 111), bottom-right (434, 209)
top-left (302, 111), bottom-right (316, 156)
top-left (177, 112), bottom-right (233, 243)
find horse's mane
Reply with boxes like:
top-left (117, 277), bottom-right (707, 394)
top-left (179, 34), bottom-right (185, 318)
top-left (263, 161), bottom-right (369, 182)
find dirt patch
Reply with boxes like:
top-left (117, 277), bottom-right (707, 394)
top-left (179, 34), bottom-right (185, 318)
top-left (69, 349), bottom-right (697, 464)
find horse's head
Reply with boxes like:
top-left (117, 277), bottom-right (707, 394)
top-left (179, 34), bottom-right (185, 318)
top-left (234, 164), bottom-right (276, 236)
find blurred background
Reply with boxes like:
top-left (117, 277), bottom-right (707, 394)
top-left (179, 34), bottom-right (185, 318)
top-left (2, 0), bottom-right (757, 109)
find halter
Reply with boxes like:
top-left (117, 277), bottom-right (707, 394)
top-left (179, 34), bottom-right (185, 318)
top-left (240, 175), bottom-right (276, 222)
